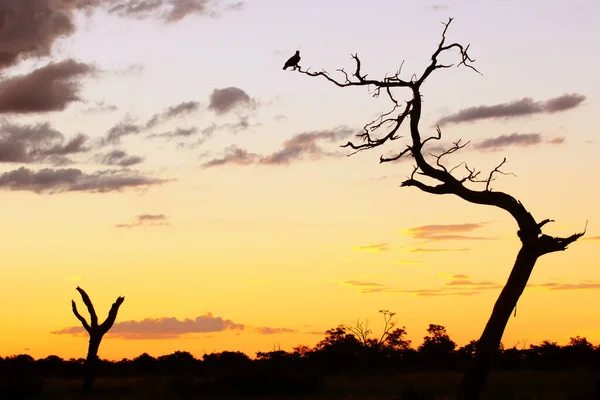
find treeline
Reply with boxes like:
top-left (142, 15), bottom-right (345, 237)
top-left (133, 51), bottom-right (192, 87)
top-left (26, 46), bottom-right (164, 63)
top-left (3, 324), bottom-right (600, 375)
top-left (2, 323), bottom-right (600, 396)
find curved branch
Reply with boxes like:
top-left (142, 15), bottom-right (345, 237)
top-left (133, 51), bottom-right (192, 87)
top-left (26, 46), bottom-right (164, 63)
top-left (76, 286), bottom-right (98, 328)
top-left (72, 301), bottom-right (91, 333)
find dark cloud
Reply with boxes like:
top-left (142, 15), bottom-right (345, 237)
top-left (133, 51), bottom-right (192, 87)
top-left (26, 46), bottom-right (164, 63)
top-left (259, 128), bottom-right (353, 165)
top-left (474, 133), bottom-right (542, 151)
top-left (208, 87), bottom-right (254, 115)
top-left (203, 127), bottom-right (356, 168)
top-left (203, 146), bottom-right (260, 167)
top-left (437, 94), bottom-right (586, 126)
top-left (105, 0), bottom-right (244, 23)
top-left (254, 327), bottom-right (298, 335)
top-left (0, 1), bottom-right (75, 70)
top-left (115, 213), bottom-right (169, 228)
top-left (102, 118), bottom-right (143, 145)
top-left (0, 122), bottom-right (89, 165)
top-left (145, 101), bottom-right (201, 129)
top-left (352, 244), bottom-right (396, 253)
top-left (0, 1), bottom-right (242, 73)
top-left (0, 59), bottom-right (95, 114)
top-left (98, 150), bottom-right (144, 167)
top-left (0, 166), bottom-right (168, 194)
top-left (405, 223), bottom-right (492, 241)
top-left (51, 312), bottom-right (244, 340)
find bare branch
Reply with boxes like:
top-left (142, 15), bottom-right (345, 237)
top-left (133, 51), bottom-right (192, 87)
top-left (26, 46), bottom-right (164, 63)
top-left (72, 301), bottom-right (91, 333)
top-left (100, 296), bottom-right (126, 334)
top-left (76, 286), bottom-right (98, 328)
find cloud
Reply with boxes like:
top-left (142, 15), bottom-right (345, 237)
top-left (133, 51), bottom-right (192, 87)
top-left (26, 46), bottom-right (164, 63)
top-left (474, 133), bottom-right (566, 152)
top-left (408, 247), bottom-right (469, 253)
top-left (148, 127), bottom-right (200, 140)
top-left (0, 1), bottom-right (75, 70)
top-left (203, 146), bottom-right (260, 167)
top-left (97, 150), bottom-right (144, 167)
top-left (115, 213), bottom-right (169, 228)
top-left (403, 223), bottom-right (492, 241)
top-left (0, 167), bottom-right (169, 194)
top-left (51, 312), bottom-right (244, 340)
top-left (0, 122), bottom-right (89, 165)
top-left (104, 0), bottom-right (244, 23)
top-left (203, 127), bottom-right (356, 167)
top-left (437, 93), bottom-right (586, 126)
top-left (82, 101), bottom-right (118, 114)
top-left (145, 101), bottom-right (201, 128)
top-left (254, 327), bottom-right (298, 335)
top-left (352, 243), bottom-right (397, 253)
top-left (343, 273), bottom-right (501, 296)
top-left (259, 128), bottom-right (354, 165)
top-left (0, 1), bottom-right (242, 73)
top-left (208, 87), bottom-right (255, 115)
top-left (529, 281), bottom-right (600, 291)
top-left (101, 118), bottom-right (143, 145)
top-left (582, 236), bottom-right (600, 241)
top-left (343, 280), bottom-right (387, 288)
top-left (475, 133), bottom-right (541, 151)
top-left (0, 60), bottom-right (95, 114)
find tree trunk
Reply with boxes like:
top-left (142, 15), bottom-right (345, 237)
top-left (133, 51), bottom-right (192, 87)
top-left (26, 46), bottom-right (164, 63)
top-left (83, 335), bottom-right (102, 393)
top-left (457, 244), bottom-right (539, 399)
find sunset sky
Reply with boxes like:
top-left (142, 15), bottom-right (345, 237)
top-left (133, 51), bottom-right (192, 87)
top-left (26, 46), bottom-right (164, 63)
top-left (1, 0), bottom-right (599, 361)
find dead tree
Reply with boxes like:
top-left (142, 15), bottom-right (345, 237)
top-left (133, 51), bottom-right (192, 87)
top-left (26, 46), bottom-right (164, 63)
top-left (71, 286), bottom-right (125, 393)
top-left (293, 18), bottom-right (585, 399)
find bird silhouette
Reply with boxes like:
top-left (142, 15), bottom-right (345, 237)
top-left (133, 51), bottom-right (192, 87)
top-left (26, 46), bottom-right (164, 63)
top-left (283, 50), bottom-right (301, 71)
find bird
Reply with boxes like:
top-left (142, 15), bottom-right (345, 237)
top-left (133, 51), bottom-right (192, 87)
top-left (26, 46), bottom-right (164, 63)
top-left (283, 50), bottom-right (301, 71)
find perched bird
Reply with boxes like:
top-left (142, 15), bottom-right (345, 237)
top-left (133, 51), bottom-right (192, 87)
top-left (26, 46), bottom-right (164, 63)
top-left (283, 50), bottom-right (301, 71)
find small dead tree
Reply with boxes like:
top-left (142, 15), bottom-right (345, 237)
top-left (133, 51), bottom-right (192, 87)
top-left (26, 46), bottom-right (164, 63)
top-left (344, 309), bottom-right (398, 348)
top-left (71, 286), bottom-right (125, 392)
top-left (292, 18), bottom-right (585, 399)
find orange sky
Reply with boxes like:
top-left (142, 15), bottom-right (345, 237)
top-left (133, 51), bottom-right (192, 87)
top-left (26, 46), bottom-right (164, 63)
top-left (1, 0), bottom-right (599, 361)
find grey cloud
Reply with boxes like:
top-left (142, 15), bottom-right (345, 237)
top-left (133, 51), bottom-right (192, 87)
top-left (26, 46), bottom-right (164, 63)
top-left (105, 0), bottom-right (243, 22)
top-left (208, 87), bottom-right (254, 115)
top-left (0, 166), bottom-right (169, 194)
top-left (0, 1), bottom-right (242, 73)
top-left (0, 122), bottom-right (89, 165)
top-left (203, 127), bottom-right (356, 168)
top-left (148, 127), bottom-right (199, 140)
top-left (145, 101), bottom-right (201, 128)
top-left (0, 60), bottom-right (95, 114)
top-left (437, 94), bottom-right (586, 126)
top-left (102, 119), bottom-right (143, 145)
top-left (98, 150), bottom-right (144, 167)
top-left (115, 213), bottom-right (168, 228)
top-left (0, 1), bottom-right (75, 70)
top-left (259, 128), bottom-right (353, 165)
top-left (202, 146), bottom-right (260, 167)
top-left (51, 312), bottom-right (244, 340)
top-left (475, 133), bottom-right (542, 151)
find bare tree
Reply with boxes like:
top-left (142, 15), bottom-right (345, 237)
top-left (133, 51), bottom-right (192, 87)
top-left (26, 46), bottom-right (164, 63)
top-left (292, 18), bottom-right (585, 399)
top-left (344, 309), bottom-right (398, 348)
top-left (71, 286), bottom-right (125, 393)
